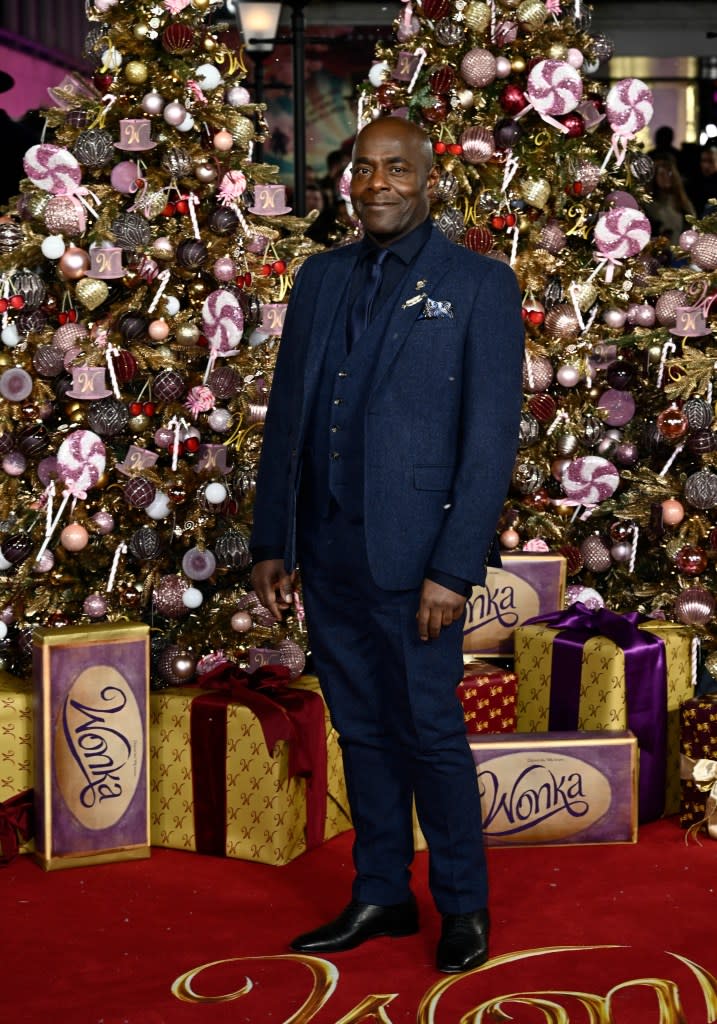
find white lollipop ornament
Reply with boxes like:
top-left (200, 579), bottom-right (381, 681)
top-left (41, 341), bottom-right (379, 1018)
top-left (23, 143), bottom-right (82, 195)
top-left (602, 78), bottom-right (654, 170)
top-left (592, 207), bottom-right (651, 282)
top-left (36, 430), bottom-right (106, 560)
top-left (519, 59), bottom-right (583, 133)
top-left (562, 456), bottom-right (620, 506)
top-left (202, 289), bottom-right (244, 380)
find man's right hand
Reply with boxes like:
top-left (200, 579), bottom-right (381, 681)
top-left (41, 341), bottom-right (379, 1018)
top-left (250, 559), bottom-right (296, 622)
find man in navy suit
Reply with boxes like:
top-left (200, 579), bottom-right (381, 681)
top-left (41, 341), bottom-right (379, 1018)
top-left (250, 116), bottom-right (524, 973)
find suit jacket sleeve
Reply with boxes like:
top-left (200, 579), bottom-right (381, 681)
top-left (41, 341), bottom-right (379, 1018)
top-left (428, 257), bottom-right (524, 587)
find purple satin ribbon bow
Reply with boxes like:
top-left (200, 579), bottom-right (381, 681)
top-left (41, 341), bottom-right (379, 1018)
top-left (525, 602), bottom-right (667, 822)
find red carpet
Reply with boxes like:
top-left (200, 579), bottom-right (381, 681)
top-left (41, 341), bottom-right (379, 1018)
top-left (3, 818), bottom-right (716, 1024)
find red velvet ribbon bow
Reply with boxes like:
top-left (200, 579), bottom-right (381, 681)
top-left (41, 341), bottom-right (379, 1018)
top-left (189, 664), bottom-right (328, 856)
top-left (0, 789), bottom-right (34, 866)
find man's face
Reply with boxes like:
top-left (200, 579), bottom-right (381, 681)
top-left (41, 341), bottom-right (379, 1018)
top-left (349, 120), bottom-right (439, 244)
top-left (701, 150), bottom-right (717, 176)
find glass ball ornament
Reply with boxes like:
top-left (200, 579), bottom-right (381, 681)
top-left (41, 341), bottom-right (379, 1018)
top-left (528, 393), bottom-right (558, 423)
top-left (614, 441), bottom-right (639, 467)
top-left (215, 530), bottom-right (251, 569)
top-left (59, 246), bottom-right (90, 280)
top-left (153, 368), bottom-right (186, 401)
top-left (163, 100), bottom-right (187, 126)
top-left (522, 355), bottom-right (553, 393)
top-left (690, 234), bottom-right (717, 272)
top-left (204, 482), bottom-right (228, 505)
top-left (518, 410), bottom-right (540, 449)
top-left (511, 460), bottom-right (545, 494)
top-left (83, 593), bottom-right (108, 618)
top-left (2, 450), bottom-right (25, 477)
top-left (182, 587), bottom-right (204, 610)
top-left (123, 476), bottom-right (156, 509)
top-left (146, 490), bottom-right (172, 520)
top-left (654, 290), bottom-right (688, 327)
top-left (656, 404), bottom-right (689, 441)
top-left (157, 645), bottom-right (196, 685)
top-left (92, 510), bottom-right (115, 534)
top-left (208, 408), bottom-right (232, 432)
top-left (231, 610), bottom-right (253, 632)
top-left (87, 397), bottom-right (129, 438)
top-left (683, 397), bottom-right (713, 431)
top-left (556, 364), bottom-right (580, 388)
top-left (500, 528), bottom-right (521, 549)
top-left (605, 360), bottom-right (637, 391)
top-left (181, 547), bottom-right (217, 581)
top-left (275, 639), bottom-right (306, 679)
top-left (0, 533), bottom-right (33, 565)
top-left (153, 574), bottom-right (189, 618)
top-left (141, 90), bottom-right (165, 115)
top-left (213, 130), bottom-right (234, 152)
top-left (674, 587), bottom-right (716, 625)
top-left (579, 534), bottom-right (612, 573)
top-left (33, 549), bottom-right (55, 574)
top-left (674, 545), bottom-right (708, 576)
top-left (60, 522), bottom-right (89, 551)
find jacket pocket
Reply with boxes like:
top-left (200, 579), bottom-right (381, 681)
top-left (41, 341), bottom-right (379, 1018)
top-left (413, 465), bottom-right (454, 491)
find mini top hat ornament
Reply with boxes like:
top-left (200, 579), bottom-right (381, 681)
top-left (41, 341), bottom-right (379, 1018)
top-left (670, 288), bottom-right (717, 338)
top-left (248, 183), bottom-right (291, 216)
top-left (116, 444), bottom-right (160, 476)
top-left (66, 365), bottom-right (112, 400)
top-left (86, 245), bottom-right (124, 280)
top-left (115, 118), bottom-right (157, 151)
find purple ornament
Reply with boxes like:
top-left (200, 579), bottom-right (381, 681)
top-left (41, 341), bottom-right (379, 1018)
top-left (92, 510), bottom-right (115, 534)
top-left (153, 574), bottom-right (189, 618)
top-left (181, 546), bottom-right (217, 581)
top-left (83, 593), bottom-right (108, 618)
top-left (110, 160), bottom-right (141, 194)
top-left (597, 389), bottom-right (636, 427)
top-left (0, 368), bottom-right (33, 402)
top-left (2, 451), bottom-right (27, 476)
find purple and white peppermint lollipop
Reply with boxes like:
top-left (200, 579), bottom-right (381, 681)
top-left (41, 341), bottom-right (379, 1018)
top-left (23, 143), bottom-right (82, 195)
top-left (606, 78), bottom-right (654, 139)
top-left (202, 289), bottom-right (244, 354)
top-left (525, 59), bottom-right (582, 131)
top-left (562, 456), bottom-right (620, 504)
top-left (595, 207), bottom-right (651, 261)
top-left (56, 429), bottom-right (106, 495)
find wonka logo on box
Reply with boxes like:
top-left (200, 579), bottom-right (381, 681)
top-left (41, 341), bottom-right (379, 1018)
top-left (477, 752), bottom-right (611, 843)
top-left (55, 665), bottom-right (142, 830)
top-left (464, 568), bottom-right (541, 652)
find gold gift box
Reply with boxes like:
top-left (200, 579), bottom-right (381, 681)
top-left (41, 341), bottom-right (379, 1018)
top-left (149, 675), bottom-right (352, 864)
top-left (515, 620), bottom-right (693, 815)
top-left (0, 671), bottom-right (34, 855)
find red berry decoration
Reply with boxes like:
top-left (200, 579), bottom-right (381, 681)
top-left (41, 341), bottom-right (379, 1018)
top-left (504, 213), bottom-right (517, 228)
top-left (175, 198), bottom-right (190, 216)
top-left (58, 312), bottom-right (68, 324)
top-left (272, 260), bottom-right (286, 274)
top-left (9, 295), bottom-right (25, 310)
top-left (162, 202), bottom-right (176, 217)
top-left (447, 143), bottom-right (463, 155)
top-left (93, 73), bottom-right (114, 92)
top-left (528, 309), bottom-right (545, 325)
top-left (184, 436), bottom-right (200, 454)
top-left (490, 214), bottom-right (506, 231)
top-left (433, 141), bottom-right (447, 154)
top-left (143, 402), bottom-right (156, 417)
top-left (129, 402), bottom-right (143, 416)
top-left (259, 264), bottom-right (272, 277)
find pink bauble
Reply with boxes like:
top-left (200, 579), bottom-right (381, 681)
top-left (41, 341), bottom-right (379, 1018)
top-left (141, 91), bottom-right (165, 115)
top-left (603, 308), bottom-right (627, 329)
top-left (110, 160), bottom-right (141, 194)
top-left (44, 195), bottom-right (86, 235)
top-left (2, 451), bottom-right (27, 476)
top-left (567, 48), bottom-right (584, 68)
top-left (0, 368), bottom-right (33, 402)
top-left (527, 59), bottom-right (583, 116)
top-left (163, 101), bottom-right (187, 126)
top-left (495, 56), bottom-right (512, 79)
top-left (500, 528), bottom-right (521, 549)
top-left (556, 364), bottom-right (580, 388)
top-left (60, 522), bottom-right (89, 551)
top-left (460, 48), bottom-right (497, 88)
top-left (679, 229), bottom-right (698, 251)
top-left (33, 550), bottom-right (55, 573)
top-left (212, 256), bottom-right (236, 282)
top-left (148, 318), bottom-right (170, 341)
top-left (213, 130), bottom-right (234, 152)
top-left (153, 574), bottom-right (189, 618)
top-left (231, 610), bottom-right (253, 632)
top-left (673, 587), bottom-right (716, 626)
top-left (83, 593), bottom-right (108, 618)
top-left (59, 245), bottom-right (91, 280)
top-left (460, 126), bottom-right (494, 164)
top-left (597, 389), bottom-right (636, 427)
top-left (690, 234), bottom-right (717, 272)
top-left (226, 85), bottom-right (251, 107)
top-left (92, 510), bottom-right (115, 534)
top-left (661, 498), bottom-right (685, 525)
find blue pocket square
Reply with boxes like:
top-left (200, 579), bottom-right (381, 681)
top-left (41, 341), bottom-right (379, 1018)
top-left (419, 297), bottom-right (454, 320)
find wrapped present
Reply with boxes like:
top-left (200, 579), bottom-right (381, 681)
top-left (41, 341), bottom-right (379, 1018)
top-left (414, 729), bottom-right (637, 852)
top-left (680, 695), bottom-right (717, 839)
top-left (515, 604), bottom-right (693, 822)
top-left (33, 622), bottom-right (151, 871)
top-left (0, 790), bottom-right (33, 865)
top-left (458, 659), bottom-right (517, 734)
top-left (150, 670), bottom-right (351, 864)
top-left (463, 553), bottom-right (566, 657)
top-left (0, 671), bottom-right (34, 856)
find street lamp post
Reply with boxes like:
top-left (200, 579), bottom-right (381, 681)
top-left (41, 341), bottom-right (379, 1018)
top-left (233, 2), bottom-right (283, 163)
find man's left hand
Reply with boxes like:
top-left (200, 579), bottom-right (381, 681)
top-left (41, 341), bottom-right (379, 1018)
top-left (416, 579), bottom-right (466, 642)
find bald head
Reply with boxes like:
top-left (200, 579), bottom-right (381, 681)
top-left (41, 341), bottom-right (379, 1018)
top-left (352, 117), bottom-right (434, 175)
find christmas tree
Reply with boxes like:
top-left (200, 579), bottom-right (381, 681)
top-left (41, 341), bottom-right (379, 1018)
top-left (0, 0), bottom-right (322, 686)
top-left (358, 0), bottom-right (717, 676)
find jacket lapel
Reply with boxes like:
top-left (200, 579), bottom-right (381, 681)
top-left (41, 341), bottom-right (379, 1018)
top-left (371, 229), bottom-right (457, 393)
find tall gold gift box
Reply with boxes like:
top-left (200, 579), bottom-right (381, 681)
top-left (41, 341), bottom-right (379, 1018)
top-left (0, 672), bottom-right (33, 855)
top-left (150, 675), bottom-right (352, 864)
top-left (515, 620), bottom-right (693, 815)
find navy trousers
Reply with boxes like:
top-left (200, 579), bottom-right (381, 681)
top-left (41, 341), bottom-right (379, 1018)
top-left (297, 500), bottom-right (488, 914)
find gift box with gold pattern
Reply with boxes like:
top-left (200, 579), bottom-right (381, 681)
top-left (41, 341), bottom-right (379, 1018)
top-left (514, 606), bottom-right (693, 821)
top-left (149, 674), bottom-right (351, 864)
top-left (458, 659), bottom-right (517, 734)
top-left (0, 672), bottom-right (34, 859)
top-left (680, 695), bottom-right (717, 837)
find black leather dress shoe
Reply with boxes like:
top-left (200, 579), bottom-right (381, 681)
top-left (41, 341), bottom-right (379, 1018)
top-left (436, 908), bottom-right (490, 973)
top-left (290, 898), bottom-right (419, 953)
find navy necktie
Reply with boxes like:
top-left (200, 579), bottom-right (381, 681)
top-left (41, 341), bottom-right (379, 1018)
top-left (348, 248), bottom-right (389, 349)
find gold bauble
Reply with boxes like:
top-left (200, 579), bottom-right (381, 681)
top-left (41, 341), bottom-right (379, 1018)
top-left (519, 178), bottom-right (551, 210)
top-left (75, 277), bottom-right (109, 310)
top-left (175, 322), bottom-right (201, 345)
top-left (224, 110), bottom-right (255, 146)
top-left (571, 280), bottom-right (599, 311)
top-left (192, 0), bottom-right (210, 9)
top-left (0, 351), bottom-right (12, 367)
top-left (463, 1), bottom-right (491, 32)
top-left (133, 23), bottom-right (150, 41)
top-left (63, 401), bottom-right (83, 417)
top-left (548, 43), bottom-right (568, 60)
top-left (187, 280), bottom-right (210, 303)
top-left (125, 61), bottom-right (149, 84)
top-left (203, 36), bottom-right (217, 52)
top-left (517, 0), bottom-right (549, 29)
top-left (648, 345), bottom-right (663, 364)
top-left (511, 57), bottom-right (526, 73)
top-left (95, 471), bottom-right (109, 490)
top-left (128, 413), bottom-right (150, 433)
top-left (457, 89), bottom-right (475, 110)
top-left (139, 190), bottom-right (168, 220)
top-left (518, 215), bottom-right (532, 235)
top-left (25, 192), bottom-right (50, 219)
